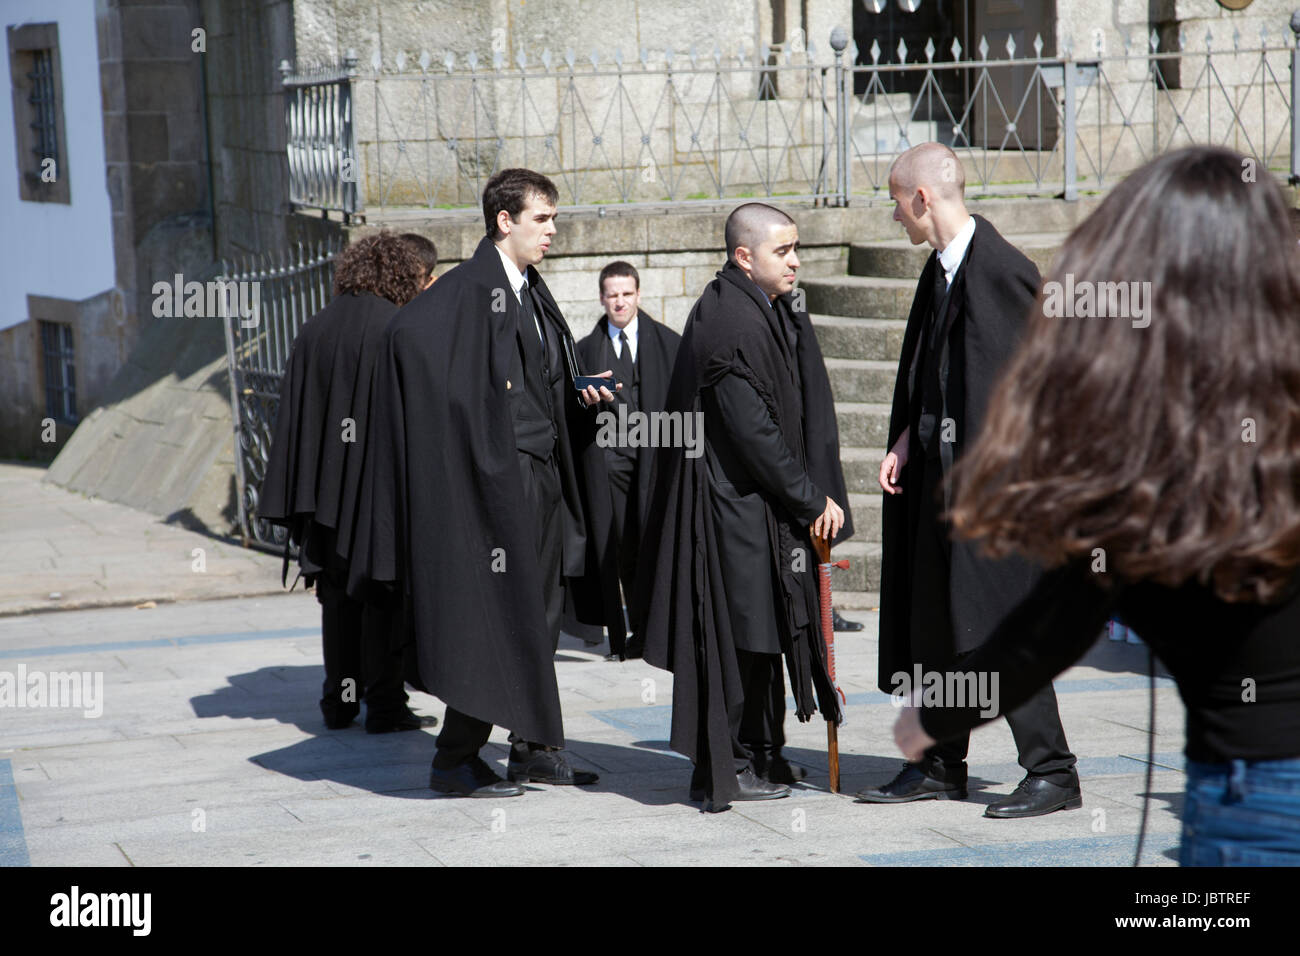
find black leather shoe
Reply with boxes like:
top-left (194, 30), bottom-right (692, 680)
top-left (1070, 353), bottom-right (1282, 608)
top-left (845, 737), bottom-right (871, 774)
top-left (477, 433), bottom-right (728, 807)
top-left (855, 762), bottom-right (968, 803)
top-left (623, 633), bottom-right (645, 660)
top-left (321, 705), bottom-right (360, 730)
top-left (429, 757), bottom-right (524, 798)
top-left (365, 709), bottom-right (440, 734)
top-left (507, 749), bottom-right (599, 785)
top-left (691, 767), bottom-right (792, 802)
top-left (832, 609), bottom-right (864, 632)
top-left (984, 774), bottom-right (1082, 818)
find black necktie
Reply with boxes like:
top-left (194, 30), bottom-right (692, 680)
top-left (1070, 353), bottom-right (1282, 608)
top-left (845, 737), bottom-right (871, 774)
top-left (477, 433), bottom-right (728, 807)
top-left (520, 279), bottom-right (542, 344)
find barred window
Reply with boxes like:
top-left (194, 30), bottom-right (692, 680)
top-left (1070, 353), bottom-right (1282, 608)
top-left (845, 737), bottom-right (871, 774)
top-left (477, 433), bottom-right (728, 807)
top-left (7, 23), bottom-right (69, 203)
top-left (40, 320), bottom-right (76, 422)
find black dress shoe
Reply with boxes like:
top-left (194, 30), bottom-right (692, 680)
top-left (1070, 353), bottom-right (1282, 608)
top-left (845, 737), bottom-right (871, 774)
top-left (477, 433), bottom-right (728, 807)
top-left (507, 749), bottom-right (599, 785)
top-left (855, 762), bottom-right (968, 803)
top-left (321, 706), bottom-right (360, 730)
top-left (429, 757), bottom-right (524, 798)
top-left (832, 609), bottom-right (864, 632)
top-left (984, 774), bottom-right (1083, 818)
top-left (365, 709), bottom-right (440, 734)
top-left (690, 767), bottom-right (792, 802)
top-left (622, 633), bottom-right (645, 660)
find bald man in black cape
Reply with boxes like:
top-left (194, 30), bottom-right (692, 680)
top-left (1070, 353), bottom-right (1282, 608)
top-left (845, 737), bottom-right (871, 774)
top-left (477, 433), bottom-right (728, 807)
top-left (348, 168), bottom-right (622, 797)
top-left (259, 232), bottom-right (433, 733)
top-left (634, 203), bottom-right (853, 812)
top-left (863, 143), bottom-right (1081, 817)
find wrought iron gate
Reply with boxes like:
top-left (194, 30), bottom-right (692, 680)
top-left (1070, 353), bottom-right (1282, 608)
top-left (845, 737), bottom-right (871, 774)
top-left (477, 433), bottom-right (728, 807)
top-left (221, 238), bottom-right (344, 549)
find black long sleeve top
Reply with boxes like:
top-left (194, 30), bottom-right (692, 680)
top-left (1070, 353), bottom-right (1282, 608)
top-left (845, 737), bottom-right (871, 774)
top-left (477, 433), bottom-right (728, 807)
top-left (918, 560), bottom-right (1300, 764)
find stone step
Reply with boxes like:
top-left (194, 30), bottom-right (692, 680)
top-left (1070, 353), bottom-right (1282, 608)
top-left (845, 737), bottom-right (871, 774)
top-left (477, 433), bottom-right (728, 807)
top-left (827, 539), bottom-right (881, 593)
top-left (825, 357), bottom-right (899, 404)
top-left (834, 401), bottom-right (892, 449)
top-left (840, 446), bottom-right (885, 494)
top-left (801, 275), bottom-right (916, 319)
top-left (847, 231), bottom-right (1068, 280)
top-left (810, 313), bottom-right (906, 362)
top-left (831, 590), bottom-right (880, 612)
top-left (847, 491), bottom-right (880, 541)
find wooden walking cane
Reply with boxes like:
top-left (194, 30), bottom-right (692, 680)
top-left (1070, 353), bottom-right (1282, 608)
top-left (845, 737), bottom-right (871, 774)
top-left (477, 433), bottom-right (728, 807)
top-left (810, 532), bottom-right (849, 792)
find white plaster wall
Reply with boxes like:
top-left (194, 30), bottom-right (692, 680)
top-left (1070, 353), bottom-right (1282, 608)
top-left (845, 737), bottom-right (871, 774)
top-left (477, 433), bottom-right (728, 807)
top-left (0, 0), bottom-right (115, 332)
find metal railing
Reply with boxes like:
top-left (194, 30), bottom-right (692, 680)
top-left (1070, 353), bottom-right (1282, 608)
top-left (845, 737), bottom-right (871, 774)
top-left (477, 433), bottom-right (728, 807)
top-left (283, 16), bottom-right (1299, 216)
top-left (220, 239), bottom-right (343, 549)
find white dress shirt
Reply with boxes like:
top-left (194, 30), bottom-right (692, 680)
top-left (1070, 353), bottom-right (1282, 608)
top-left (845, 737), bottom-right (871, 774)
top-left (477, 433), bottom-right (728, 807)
top-left (496, 245), bottom-right (542, 341)
top-left (606, 313), bottom-right (639, 362)
top-left (938, 215), bottom-right (976, 288)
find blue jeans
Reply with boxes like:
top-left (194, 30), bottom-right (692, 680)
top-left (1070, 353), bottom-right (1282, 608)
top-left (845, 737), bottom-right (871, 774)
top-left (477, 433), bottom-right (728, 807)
top-left (1180, 758), bottom-right (1300, 866)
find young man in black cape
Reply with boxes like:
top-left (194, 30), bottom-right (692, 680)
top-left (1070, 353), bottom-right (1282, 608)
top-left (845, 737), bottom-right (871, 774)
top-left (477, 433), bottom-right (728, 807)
top-left (349, 168), bottom-right (623, 798)
top-left (634, 203), bottom-right (853, 812)
top-left (576, 261), bottom-right (681, 660)
top-left (258, 232), bottom-right (435, 733)
top-left (861, 142), bottom-right (1082, 817)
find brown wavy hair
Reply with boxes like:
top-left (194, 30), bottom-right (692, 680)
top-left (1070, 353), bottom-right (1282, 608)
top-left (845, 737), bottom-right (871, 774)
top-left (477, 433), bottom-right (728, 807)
top-left (949, 146), bottom-right (1300, 603)
top-left (332, 231), bottom-right (424, 305)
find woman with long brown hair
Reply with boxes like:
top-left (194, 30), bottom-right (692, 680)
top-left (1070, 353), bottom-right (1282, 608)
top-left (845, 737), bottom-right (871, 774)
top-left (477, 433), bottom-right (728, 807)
top-left (892, 145), bottom-right (1300, 865)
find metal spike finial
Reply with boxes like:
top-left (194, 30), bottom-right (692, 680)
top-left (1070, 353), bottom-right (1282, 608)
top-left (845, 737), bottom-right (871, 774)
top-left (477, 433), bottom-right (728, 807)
top-left (443, 50), bottom-right (455, 73)
top-left (1033, 33), bottom-right (1043, 57)
top-left (418, 50), bottom-right (430, 72)
top-left (978, 34), bottom-right (989, 60)
top-left (950, 37), bottom-right (962, 60)
top-left (370, 48), bottom-right (382, 73)
top-left (760, 42), bottom-right (770, 62)
top-left (1005, 34), bottom-right (1015, 58)
top-left (467, 49), bottom-right (479, 70)
top-left (864, 0), bottom-right (886, 12)
top-left (1149, 29), bottom-right (1159, 53)
top-left (492, 50), bottom-right (503, 71)
top-left (615, 46), bottom-right (625, 67)
top-left (395, 50), bottom-right (407, 72)
top-left (1232, 28), bottom-right (1240, 51)
top-left (1178, 27), bottom-right (1187, 51)
top-left (639, 47), bottom-right (649, 67)
top-left (896, 37), bottom-right (908, 63)
top-left (924, 38), bottom-right (935, 62)
top-left (712, 44), bottom-right (722, 65)
top-left (1122, 30), bottom-right (1132, 55)
top-left (589, 49), bottom-right (599, 69)
top-left (689, 43), bottom-right (699, 68)
top-left (557, 47), bottom-right (570, 70)
top-left (1205, 28), bottom-right (1213, 52)
top-left (1062, 34), bottom-right (1072, 57)
top-left (1259, 24), bottom-right (1268, 48)
top-left (806, 37), bottom-right (817, 60)
top-left (869, 38), bottom-right (881, 64)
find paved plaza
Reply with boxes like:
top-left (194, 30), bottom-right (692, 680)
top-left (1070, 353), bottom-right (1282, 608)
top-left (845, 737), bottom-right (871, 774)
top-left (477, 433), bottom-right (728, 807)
top-left (0, 462), bottom-right (1186, 866)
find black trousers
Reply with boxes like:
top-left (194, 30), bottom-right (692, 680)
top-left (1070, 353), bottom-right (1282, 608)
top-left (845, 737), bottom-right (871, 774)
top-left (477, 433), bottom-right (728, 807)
top-left (910, 452), bottom-right (1076, 787)
top-left (607, 451), bottom-right (639, 604)
top-left (729, 650), bottom-right (786, 774)
top-left (434, 451), bottom-right (564, 765)
top-left (316, 571), bottom-right (408, 725)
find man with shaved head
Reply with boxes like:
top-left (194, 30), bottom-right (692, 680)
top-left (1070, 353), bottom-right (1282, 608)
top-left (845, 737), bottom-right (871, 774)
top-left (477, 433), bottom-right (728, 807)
top-left (635, 202), bottom-right (853, 811)
top-left (860, 143), bottom-right (1082, 817)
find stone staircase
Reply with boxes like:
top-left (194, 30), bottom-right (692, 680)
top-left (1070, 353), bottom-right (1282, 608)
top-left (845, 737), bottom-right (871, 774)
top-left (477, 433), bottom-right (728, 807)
top-left (803, 231), bottom-right (1070, 609)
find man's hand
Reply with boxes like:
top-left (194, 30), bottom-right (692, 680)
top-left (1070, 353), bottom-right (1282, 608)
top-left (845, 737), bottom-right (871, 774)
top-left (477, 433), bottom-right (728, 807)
top-left (811, 497), bottom-right (844, 540)
top-left (894, 703), bottom-right (936, 763)
top-left (580, 369), bottom-right (622, 407)
top-left (879, 426), bottom-right (910, 495)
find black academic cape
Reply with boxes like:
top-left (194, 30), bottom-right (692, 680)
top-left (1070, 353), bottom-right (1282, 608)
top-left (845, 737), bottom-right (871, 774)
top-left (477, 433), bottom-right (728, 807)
top-left (575, 310), bottom-right (681, 656)
top-left (258, 292), bottom-right (398, 579)
top-left (347, 236), bottom-right (618, 747)
top-left (633, 261), bottom-right (852, 807)
top-left (878, 215), bottom-right (1042, 691)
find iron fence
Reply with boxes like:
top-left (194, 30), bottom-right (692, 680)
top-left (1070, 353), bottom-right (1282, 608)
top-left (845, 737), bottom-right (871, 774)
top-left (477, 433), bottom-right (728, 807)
top-left (283, 18), bottom-right (1299, 217)
top-left (220, 238), bottom-right (344, 549)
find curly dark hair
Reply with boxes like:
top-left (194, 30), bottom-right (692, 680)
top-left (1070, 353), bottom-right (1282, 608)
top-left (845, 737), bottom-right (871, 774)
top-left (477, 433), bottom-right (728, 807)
top-left (950, 146), bottom-right (1300, 604)
top-left (332, 231), bottom-right (424, 305)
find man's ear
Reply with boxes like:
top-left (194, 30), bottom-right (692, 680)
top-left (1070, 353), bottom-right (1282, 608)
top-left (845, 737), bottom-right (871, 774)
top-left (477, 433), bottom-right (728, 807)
top-left (496, 208), bottom-right (514, 237)
top-left (733, 245), bottom-right (753, 273)
top-left (912, 185), bottom-right (930, 217)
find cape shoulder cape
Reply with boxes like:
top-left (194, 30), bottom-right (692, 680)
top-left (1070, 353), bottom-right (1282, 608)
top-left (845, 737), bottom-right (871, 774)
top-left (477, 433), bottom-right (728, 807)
top-left (878, 215), bottom-right (1042, 687)
top-left (633, 261), bottom-right (850, 806)
top-left (348, 237), bottom-right (617, 744)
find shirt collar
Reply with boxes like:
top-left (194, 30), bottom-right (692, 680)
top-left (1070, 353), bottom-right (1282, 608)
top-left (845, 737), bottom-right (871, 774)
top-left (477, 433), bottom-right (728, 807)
top-left (938, 216), bottom-right (976, 281)
top-left (495, 244), bottom-right (527, 296)
top-left (606, 313), bottom-right (639, 342)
